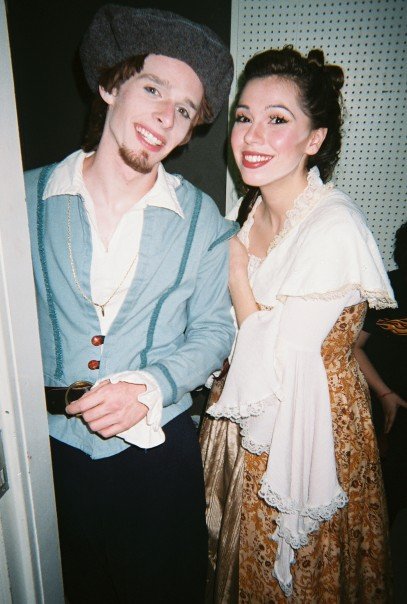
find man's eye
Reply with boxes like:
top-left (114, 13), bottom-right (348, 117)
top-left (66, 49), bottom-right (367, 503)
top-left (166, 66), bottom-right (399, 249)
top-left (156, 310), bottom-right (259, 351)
top-left (177, 107), bottom-right (191, 120)
top-left (144, 86), bottom-right (159, 96)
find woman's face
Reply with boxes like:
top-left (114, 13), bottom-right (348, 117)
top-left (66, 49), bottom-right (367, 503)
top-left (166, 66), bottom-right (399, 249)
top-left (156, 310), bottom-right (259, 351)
top-left (231, 76), bottom-right (325, 190)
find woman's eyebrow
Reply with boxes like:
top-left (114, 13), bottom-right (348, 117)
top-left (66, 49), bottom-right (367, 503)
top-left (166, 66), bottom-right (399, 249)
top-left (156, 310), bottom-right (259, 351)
top-left (265, 104), bottom-right (295, 118)
top-left (235, 103), bottom-right (295, 119)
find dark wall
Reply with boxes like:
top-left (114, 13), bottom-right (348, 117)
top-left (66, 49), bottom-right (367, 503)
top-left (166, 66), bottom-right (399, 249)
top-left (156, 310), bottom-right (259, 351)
top-left (6, 0), bottom-right (232, 210)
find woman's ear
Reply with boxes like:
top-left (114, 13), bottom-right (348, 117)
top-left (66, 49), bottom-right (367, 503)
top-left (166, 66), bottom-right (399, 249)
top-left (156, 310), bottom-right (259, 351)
top-left (98, 85), bottom-right (117, 106)
top-left (306, 127), bottom-right (328, 156)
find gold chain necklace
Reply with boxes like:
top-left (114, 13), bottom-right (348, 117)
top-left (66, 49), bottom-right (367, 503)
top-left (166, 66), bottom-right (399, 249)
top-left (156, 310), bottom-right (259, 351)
top-left (67, 198), bottom-right (138, 317)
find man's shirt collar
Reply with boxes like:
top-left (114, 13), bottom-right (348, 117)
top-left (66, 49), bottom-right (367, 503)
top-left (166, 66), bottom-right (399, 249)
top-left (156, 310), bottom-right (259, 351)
top-left (43, 149), bottom-right (185, 218)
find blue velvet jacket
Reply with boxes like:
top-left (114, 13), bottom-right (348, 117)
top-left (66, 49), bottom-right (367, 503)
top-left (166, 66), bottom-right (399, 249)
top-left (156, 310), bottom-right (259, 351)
top-left (25, 161), bottom-right (238, 458)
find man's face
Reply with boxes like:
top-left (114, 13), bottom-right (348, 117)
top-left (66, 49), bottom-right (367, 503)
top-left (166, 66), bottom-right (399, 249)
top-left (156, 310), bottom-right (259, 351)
top-left (100, 54), bottom-right (204, 175)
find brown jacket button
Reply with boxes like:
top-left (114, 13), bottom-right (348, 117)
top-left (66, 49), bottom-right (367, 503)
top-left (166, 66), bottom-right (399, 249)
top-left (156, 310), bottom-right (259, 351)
top-left (91, 335), bottom-right (105, 346)
top-left (88, 360), bottom-right (100, 370)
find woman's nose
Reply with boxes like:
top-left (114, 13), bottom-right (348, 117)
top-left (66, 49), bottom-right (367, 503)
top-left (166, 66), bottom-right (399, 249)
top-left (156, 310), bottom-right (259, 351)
top-left (243, 121), bottom-right (264, 145)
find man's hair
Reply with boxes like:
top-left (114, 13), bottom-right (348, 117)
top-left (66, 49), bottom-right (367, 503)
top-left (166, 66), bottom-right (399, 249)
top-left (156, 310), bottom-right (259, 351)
top-left (82, 55), bottom-right (213, 152)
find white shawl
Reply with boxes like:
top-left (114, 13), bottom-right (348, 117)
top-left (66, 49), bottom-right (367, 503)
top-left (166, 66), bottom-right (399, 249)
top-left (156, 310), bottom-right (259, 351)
top-left (208, 168), bottom-right (395, 595)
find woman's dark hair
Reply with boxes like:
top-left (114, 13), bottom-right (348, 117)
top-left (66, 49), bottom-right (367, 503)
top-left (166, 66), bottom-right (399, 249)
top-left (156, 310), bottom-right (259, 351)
top-left (236, 45), bottom-right (344, 227)
top-left (394, 221), bottom-right (407, 275)
top-left (82, 55), bottom-right (212, 152)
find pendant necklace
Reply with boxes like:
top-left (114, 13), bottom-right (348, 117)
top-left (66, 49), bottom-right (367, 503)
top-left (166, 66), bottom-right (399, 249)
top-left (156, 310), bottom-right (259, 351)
top-left (67, 198), bottom-right (138, 317)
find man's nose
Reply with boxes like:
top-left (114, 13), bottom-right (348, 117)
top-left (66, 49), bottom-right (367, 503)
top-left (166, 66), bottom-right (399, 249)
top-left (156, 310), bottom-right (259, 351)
top-left (154, 102), bottom-right (175, 129)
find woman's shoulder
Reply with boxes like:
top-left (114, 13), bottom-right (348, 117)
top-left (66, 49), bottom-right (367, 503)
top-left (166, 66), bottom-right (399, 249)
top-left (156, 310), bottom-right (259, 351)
top-left (306, 185), bottom-right (367, 233)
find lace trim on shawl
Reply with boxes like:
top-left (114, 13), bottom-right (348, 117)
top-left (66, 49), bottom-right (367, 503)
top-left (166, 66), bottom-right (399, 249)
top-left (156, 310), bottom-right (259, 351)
top-left (240, 436), bottom-right (269, 455)
top-left (238, 166), bottom-right (333, 255)
top-left (239, 168), bottom-right (337, 312)
top-left (273, 516), bottom-right (319, 549)
top-left (265, 483), bottom-right (348, 596)
top-left (268, 167), bottom-right (333, 252)
top-left (259, 478), bottom-right (348, 522)
top-left (207, 397), bottom-right (274, 454)
top-left (278, 283), bottom-right (397, 309)
top-left (264, 485), bottom-right (349, 597)
top-left (272, 572), bottom-right (293, 598)
top-left (207, 397), bottom-right (266, 422)
top-left (240, 418), bottom-right (270, 455)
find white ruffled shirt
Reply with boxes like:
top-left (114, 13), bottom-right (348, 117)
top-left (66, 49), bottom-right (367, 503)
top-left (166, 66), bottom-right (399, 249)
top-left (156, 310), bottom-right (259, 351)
top-left (44, 150), bottom-right (185, 448)
top-left (208, 168), bottom-right (395, 595)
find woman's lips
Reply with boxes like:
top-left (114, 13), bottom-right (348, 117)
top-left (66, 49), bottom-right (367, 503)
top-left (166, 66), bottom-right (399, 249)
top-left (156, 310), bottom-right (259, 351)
top-left (241, 152), bottom-right (272, 169)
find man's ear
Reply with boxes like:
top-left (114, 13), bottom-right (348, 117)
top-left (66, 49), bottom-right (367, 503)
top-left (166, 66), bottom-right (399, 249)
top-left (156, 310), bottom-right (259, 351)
top-left (99, 85), bottom-right (117, 106)
top-left (306, 127), bottom-right (328, 156)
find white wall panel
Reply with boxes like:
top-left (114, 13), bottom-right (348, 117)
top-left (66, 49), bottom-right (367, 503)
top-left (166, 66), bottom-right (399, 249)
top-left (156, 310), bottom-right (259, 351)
top-left (0, 1), bottom-right (64, 600)
top-left (228, 0), bottom-right (406, 269)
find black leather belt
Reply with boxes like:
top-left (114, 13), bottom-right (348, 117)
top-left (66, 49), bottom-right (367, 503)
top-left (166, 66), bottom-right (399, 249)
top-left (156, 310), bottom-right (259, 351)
top-left (45, 381), bottom-right (93, 415)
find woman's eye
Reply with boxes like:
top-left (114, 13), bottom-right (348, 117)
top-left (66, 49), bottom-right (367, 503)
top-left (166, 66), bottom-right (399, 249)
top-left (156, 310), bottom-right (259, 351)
top-left (177, 107), bottom-right (191, 120)
top-left (235, 113), bottom-right (250, 123)
top-left (270, 115), bottom-right (287, 124)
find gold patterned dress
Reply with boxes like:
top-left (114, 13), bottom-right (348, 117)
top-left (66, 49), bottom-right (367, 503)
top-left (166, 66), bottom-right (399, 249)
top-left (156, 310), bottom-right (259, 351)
top-left (200, 170), bottom-right (394, 603)
top-left (201, 303), bottom-right (391, 604)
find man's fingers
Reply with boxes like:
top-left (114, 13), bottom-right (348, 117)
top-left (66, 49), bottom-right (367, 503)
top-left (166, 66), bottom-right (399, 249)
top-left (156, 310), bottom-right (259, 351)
top-left (97, 424), bottom-right (124, 439)
top-left (66, 388), bottom-right (104, 415)
top-left (80, 380), bottom-right (109, 400)
top-left (87, 414), bottom-right (122, 434)
top-left (82, 404), bottom-right (110, 423)
top-left (67, 382), bottom-right (149, 435)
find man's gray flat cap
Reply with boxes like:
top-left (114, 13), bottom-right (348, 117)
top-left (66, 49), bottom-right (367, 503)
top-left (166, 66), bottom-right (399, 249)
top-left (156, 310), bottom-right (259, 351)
top-left (80, 4), bottom-right (234, 122)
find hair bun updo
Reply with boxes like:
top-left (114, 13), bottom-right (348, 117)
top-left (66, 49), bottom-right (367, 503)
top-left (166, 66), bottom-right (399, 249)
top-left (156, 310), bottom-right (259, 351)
top-left (307, 48), bottom-right (325, 68)
top-left (236, 45), bottom-right (346, 226)
top-left (307, 48), bottom-right (344, 95)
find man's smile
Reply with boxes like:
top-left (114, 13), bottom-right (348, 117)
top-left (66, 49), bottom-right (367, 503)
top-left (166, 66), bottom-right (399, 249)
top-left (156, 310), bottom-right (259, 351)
top-left (135, 124), bottom-right (165, 150)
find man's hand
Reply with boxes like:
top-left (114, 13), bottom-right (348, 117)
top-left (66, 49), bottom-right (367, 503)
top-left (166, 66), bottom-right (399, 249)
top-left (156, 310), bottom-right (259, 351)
top-left (66, 380), bottom-right (148, 438)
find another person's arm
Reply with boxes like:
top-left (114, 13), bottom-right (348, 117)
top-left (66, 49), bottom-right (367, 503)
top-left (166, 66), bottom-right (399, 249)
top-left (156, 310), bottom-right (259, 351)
top-left (354, 330), bottom-right (407, 433)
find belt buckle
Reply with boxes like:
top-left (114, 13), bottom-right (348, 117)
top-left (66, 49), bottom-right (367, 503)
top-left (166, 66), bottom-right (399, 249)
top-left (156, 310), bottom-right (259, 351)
top-left (64, 380), bottom-right (93, 409)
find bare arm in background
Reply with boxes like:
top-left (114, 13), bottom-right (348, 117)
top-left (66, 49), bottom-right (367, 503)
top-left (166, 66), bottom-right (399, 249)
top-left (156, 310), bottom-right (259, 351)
top-left (354, 330), bottom-right (407, 433)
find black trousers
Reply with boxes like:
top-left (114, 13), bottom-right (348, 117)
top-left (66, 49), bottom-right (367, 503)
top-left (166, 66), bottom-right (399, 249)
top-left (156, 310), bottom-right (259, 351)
top-left (50, 412), bottom-right (208, 604)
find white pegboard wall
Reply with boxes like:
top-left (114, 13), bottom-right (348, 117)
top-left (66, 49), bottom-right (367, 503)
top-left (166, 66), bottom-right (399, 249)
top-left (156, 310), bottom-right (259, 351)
top-left (228, 0), bottom-right (407, 269)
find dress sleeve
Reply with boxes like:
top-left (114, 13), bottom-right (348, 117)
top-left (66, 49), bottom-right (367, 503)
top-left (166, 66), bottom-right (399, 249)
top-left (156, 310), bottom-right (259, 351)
top-left (258, 291), bottom-right (361, 498)
top-left (208, 290), bottom-right (361, 447)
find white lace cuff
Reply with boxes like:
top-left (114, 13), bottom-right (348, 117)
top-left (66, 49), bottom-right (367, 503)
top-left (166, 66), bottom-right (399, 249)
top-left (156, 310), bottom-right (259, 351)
top-left (94, 370), bottom-right (165, 449)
